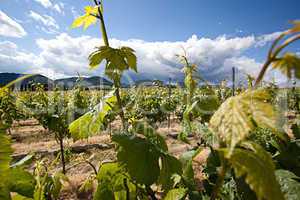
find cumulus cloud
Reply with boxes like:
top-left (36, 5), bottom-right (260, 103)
top-left (0, 11), bottom-right (27, 38)
top-left (0, 32), bottom-right (290, 84)
top-left (256, 31), bottom-right (283, 47)
top-left (32, 33), bottom-right (259, 83)
top-left (34, 0), bottom-right (64, 14)
top-left (0, 41), bottom-right (37, 73)
top-left (28, 10), bottom-right (59, 33)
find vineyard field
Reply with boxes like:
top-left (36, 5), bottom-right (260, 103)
top-left (1, 0), bottom-right (300, 199)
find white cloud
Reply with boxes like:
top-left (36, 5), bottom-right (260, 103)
top-left (0, 11), bottom-right (27, 38)
top-left (32, 33), bottom-right (258, 82)
top-left (71, 6), bottom-right (79, 17)
top-left (0, 41), bottom-right (38, 74)
top-left (0, 33), bottom-right (290, 84)
top-left (34, 0), bottom-right (64, 14)
top-left (34, 0), bottom-right (52, 8)
top-left (28, 10), bottom-right (59, 32)
top-left (256, 31), bottom-right (283, 47)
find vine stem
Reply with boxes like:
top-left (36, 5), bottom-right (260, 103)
top-left (85, 160), bottom-right (98, 175)
top-left (210, 160), bottom-right (229, 200)
top-left (254, 33), bottom-right (300, 87)
top-left (58, 132), bottom-right (66, 174)
top-left (123, 178), bottom-right (130, 200)
top-left (93, 0), bottom-right (127, 131)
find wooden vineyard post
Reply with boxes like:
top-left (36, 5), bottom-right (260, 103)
top-left (232, 67), bottom-right (236, 96)
top-left (168, 78), bottom-right (172, 132)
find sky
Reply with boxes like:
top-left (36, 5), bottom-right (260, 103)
top-left (0, 0), bottom-right (300, 85)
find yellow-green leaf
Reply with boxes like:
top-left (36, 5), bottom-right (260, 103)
top-left (163, 188), bottom-right (187, 200)
top-left (94, 163), bottom-right (137, 200)
top-left (88, 46), bottom-right (137, 80)
top-left (223, 142), bottom-right (284, 200)
top-left (71, 6), bottom-right (99, 30)
top-left (272, 53), bottom-right (300, 79)
top-left (209, 89), bottom-right (280, 153)
top-left (71, 15), bottom-right (85, 28)
top-left (69, 90), bottom-right (117, 141)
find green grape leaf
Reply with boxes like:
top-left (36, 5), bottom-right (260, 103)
top-left (194, 94), bottom-right (220, 122)
top-left (275, 169), bottom-right (300, 200)
top-left (71, 6), bottom-right (98, 30)
top-left (163, 188), bottom-right (187, 200)
top-left (12, 194), bottom-right (32, 200)
top-left (88, 46), bottom-right (137, 79)
top-left (0, 132), bottom-right (12, 175)
top-left (209, 89), bottom-right (280, 153)
top-left (179, 149), bottom-right (202, 191)
top-left (158, 154), bottom-right (183, 191)
top-left (0, 185), bottom-right (10, 200)
top-left (272, 53), bottom-right (300, 79)
top-left (93, 163), bottom-right (136, 200)
top-left (112, 134), bottom-right (160, 186)
top-left (9, 167), bottom-right (36, 198)
top-left (0, 131), bottom-right (12, 200)
top-left (89, 46), bottom-right (114, 69)
top-left (50, 172), bottom-right (68, 200)
top-left (120, 47), bottom-right (137, 72)
top-left (132, 121), bottom-right (168, 152)
top-left (223, 142), bottom-right (284, 200)
top-left (69, 91), bottom-right (117, 141)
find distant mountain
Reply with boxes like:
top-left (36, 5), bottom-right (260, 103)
top-left (0, 72), bottom-right (186, 89)
top-left (0, 73), bottom-right (54, 89)
top-left (54, 76), bottom-right (113, 89)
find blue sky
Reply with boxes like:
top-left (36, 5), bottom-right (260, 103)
top-left (0, 0), bottom-right (299, 84)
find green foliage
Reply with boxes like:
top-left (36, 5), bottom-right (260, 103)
top-left (69, 90), bottom-right (117, 141)
top-left (178, 148), bottom-right (205, 199)
top-left (0, 134), bottom-right (35, 200)
top-left (68, 84), bottom-right (90, 121)
top-left (0, 129), bottom-right (12, 200)
top-left (275, 169), bottom-right (300, 200)
top-left (274, 140), bottom-right (300, 177)
top-left (21, 87), bottom-right (72, 173)
top-left (193, 92), bottom-right (220, 123)
top-left (248, 127), bottom-right (279, 152)
top-left (0, 79), bottom-right (37, 200)
top-left (89, 46), bottom-right (137, 86)
top-left (0, 129), bottom-right (12, 175)
top-left (177, 55), bottom-right (199, 142)
top-left (0, 88), bottom-right (20, 130)
top-left (163, 188), bottom-right (187, 200)
top-left (33, 160), bottom-right (68, 200)
top-left (113, 127), bottom-right (182, 190)
top-left (93, 163), bottom-right (136, 200)
top-left (159, 154), bottom-right (183, 191)
top-left (223, 142), bottom-right (284, 200)
top-left (131, 121), bottom-right (168, 151)
top-left (9, 167), bottom-right (36, 198)
top-left (272, 53), bottom-right (300, 79)
top-left (127, 88), bottom-right (174, 126)
top-left (113, 134), bottom-right (161, 186)
top-left (210, 89), bottom-right (280, 153)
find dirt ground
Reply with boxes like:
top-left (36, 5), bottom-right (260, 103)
top-left (10, 118), bottom-right (200, 200)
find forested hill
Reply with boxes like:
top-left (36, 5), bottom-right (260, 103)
top-left (0, 73), bottom-right (113, 89)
